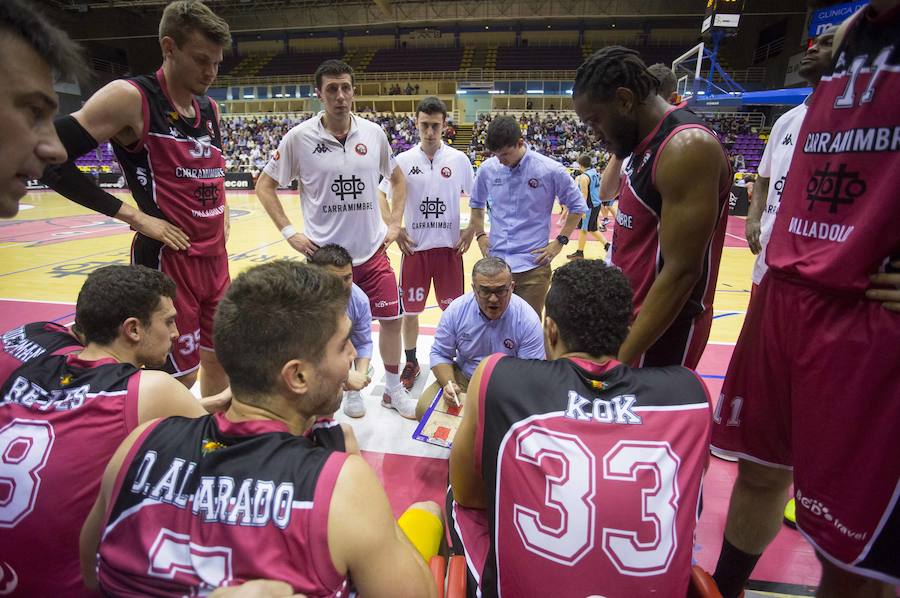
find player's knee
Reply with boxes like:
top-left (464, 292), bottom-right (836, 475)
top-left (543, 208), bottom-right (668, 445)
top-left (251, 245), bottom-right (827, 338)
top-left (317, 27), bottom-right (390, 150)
top-left (736, 460), bottom-right (792, 493)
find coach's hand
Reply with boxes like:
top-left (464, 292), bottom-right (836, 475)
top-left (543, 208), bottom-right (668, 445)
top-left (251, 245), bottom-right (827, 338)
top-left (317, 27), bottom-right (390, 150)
top-left (456, 226), bottom-right (475, 254)
top-left (866, 260), bottom-right (900, 313)
top-left (531, 239), bottom-right (562, 265)
top-left (133, 211), bottom-right (190, 251)
top-left (745, 215), bottom-right (762, 255)
top-left (396, 227), bottom-right (416, 256)
top-left (287, 233), bottom-right (319, 257)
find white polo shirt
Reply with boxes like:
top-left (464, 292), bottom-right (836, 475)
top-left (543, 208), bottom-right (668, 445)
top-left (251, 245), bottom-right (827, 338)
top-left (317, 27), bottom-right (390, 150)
top-left (753, 101), bottom-right (808, 284)
top-left (378, 142), bottom-right (474, 252)
top-left (263, 112), bottom-right (397, 265)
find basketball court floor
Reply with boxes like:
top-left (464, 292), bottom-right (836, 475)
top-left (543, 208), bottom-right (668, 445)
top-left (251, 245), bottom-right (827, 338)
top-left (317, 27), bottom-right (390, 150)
top-left (1, 189), bottom-right (818, 596)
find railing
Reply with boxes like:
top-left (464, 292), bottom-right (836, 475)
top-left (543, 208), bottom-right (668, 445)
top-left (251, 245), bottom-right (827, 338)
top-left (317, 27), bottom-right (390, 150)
top-left (216, 68), bottom-right (578, 87)
top-left (695, 110), bottom-right (766, 129)
top-left (90, 57), bottom-right (129, 76)
top-left (752, 37), bottom-right (786, 65)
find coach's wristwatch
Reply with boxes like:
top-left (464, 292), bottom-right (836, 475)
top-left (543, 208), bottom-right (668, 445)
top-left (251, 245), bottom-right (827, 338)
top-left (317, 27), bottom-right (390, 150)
top-left (555, 234), bottom-right (570, 246)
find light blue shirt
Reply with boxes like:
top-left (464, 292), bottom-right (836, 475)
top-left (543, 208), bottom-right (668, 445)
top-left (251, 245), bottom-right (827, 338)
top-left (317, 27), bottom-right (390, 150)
top-left (470, 148), bottom-right (586, 273)
top-left (348, 283), bottom-right (372, 359)
top-left (430, 292), bottom-right (544, 378)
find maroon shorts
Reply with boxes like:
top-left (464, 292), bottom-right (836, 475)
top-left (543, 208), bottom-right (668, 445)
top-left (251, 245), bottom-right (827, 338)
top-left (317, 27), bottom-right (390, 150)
top-left (637, 308), bottom-right (712, 369)
top-left (352, 247), bottom-right (401, 320)
top-left (711, 274), bottom-right (900, 583)
top-left (132, 235), bottom-right (230, 376)
top-left (399, 247), bottom-right (464, 314)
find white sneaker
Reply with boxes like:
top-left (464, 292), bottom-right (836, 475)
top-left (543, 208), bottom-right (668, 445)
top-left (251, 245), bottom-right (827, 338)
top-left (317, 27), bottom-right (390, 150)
top-left (343, 391), bottom-right (366, 418)
top-left (382, 385), bottom-right (417, 420)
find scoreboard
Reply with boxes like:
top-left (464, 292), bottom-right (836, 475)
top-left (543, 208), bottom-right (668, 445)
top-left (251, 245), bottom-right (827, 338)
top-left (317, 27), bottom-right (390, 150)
top-left (701, 0), bottom-right (745, 35)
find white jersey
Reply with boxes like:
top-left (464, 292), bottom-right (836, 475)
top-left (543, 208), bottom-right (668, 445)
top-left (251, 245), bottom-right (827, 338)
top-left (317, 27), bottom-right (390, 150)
top-left (263, 112), bottom-right (397, 265)
top-left (378, 143), bottom-right (474, 252)
top-left (753, 101), bottom-right (808, 284)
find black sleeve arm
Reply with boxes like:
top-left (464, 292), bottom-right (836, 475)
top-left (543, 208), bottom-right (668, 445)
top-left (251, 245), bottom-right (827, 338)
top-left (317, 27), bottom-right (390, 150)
top-left (40, 115), bottom-right (124, 218)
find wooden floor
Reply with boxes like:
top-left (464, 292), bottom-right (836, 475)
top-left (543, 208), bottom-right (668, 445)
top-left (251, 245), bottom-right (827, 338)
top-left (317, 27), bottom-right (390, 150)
top-left (0, 190), bottom-right (819, 596)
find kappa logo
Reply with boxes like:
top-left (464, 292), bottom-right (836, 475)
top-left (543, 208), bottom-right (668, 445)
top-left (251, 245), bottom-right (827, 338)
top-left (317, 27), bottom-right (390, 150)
top-left (409, 165), bottom-right (423, 175)
top-left (782, 133), bottom-right (794, 146)
top-left (528, 178), bottom-right (539, 189)
top-left (441, 166), bottom-right (452, 178)
top-left (169, 127), bottom-right (180, 138)
top-left (313, 143), bottom-right (330, 154)
top-left (355, 143), bottom-right (368, 156)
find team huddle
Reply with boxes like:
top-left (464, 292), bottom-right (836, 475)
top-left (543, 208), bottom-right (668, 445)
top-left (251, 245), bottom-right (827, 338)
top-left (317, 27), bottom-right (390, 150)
top-left (1, 0), bottom-right (898, 596)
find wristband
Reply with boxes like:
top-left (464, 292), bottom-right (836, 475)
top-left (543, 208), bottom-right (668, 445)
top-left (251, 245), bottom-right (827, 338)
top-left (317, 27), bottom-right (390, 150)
top-left (476, 232), bottom-right (487, 240)
top-left (280, 224), bottom-right (297, 239)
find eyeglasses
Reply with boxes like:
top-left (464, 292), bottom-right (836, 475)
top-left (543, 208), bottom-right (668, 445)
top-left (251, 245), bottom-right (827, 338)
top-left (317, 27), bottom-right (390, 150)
top-left (475, 284), bottom-right (512, 299)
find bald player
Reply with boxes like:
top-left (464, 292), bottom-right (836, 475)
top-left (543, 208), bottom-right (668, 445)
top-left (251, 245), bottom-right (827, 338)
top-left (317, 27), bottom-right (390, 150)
top-left (574, 46), bottom-right (731, 368)
top-left (0, 0), bottom-right (79, 218)
top-left (0, 265), bottom-right (212, 596)
top-left (41, 1), bottom-right (232, 397)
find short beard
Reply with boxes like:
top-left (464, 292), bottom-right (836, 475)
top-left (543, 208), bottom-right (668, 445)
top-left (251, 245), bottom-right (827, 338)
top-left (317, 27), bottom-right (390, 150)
top-left (610, 113), bottom-right (640, 159)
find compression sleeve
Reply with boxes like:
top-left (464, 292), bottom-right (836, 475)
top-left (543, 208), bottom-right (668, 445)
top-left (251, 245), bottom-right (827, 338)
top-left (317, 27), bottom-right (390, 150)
top-left (40, 115), bottom-right (124, 217)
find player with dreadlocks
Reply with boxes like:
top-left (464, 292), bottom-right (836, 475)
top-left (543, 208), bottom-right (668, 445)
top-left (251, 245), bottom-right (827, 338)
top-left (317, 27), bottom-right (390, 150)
top-left (573, 46), bottom-right (731, 369)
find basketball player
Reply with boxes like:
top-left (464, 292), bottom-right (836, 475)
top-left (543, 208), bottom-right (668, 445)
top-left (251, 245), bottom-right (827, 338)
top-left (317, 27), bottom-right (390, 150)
top-left (598, 62), bottom-right (678, 216)
top-left (309, 244), bottom-right (373, 418)
top-left (377, 96), bottom-right (476, 390)
top-left (711, 4), bottom-right (900, 596)
top-left (470, 116), bottom-right (586, 316)
top-left (0, 0), bottom-right (79, 217)
top-left (41, 0), bottom-right (232, 397)
top-left (257, 60), bottom-right (417, 418)
top-left (448, 259), bottom-right (711, 597)
top-left (745, 27), bottom-right (836, 290)
top-left (0, 265), bottom-right (211, 597)
top-left (566, 153), bottom-right (609, 259)
top-left (80, 261), bottom-right (438, 597)
top-left (573, 47), bottom-right (731, 368)
top-left (418, 257), bottom-right (544, 420)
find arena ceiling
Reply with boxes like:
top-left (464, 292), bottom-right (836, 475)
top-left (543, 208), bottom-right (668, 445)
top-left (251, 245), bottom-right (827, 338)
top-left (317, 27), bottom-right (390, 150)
top-left (45, 0), bottom-right (808, 41)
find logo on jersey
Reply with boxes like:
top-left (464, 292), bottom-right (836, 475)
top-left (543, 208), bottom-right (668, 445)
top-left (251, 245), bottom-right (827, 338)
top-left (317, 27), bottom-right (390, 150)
top-left (332, 175), bottom-right (366, 201)
top-left (420, 196), bottom-right (447, 219)
top-left (273, 150), bottom-right (280, 161)
top-left (136, 167), bottom-right (149, 188)
top-left (206, 120), bottom-right (215, 137)
top-left (168, 126), bottom-right (181, 138)
top-left (168, 111), bottom-right (180, 122)
top-left (636, 150), bottom-right (652, 172)
top-left (503, 338), bottom-right (515, 350)
top-left (188, 135), bottom-right (213, 159)
top-left (409, 165), bottom-right (423, 175)
top-left (806, 162), bottom-right (865, 213)
top-left (201, 438), bottom-right (227, 456)
top-left (528, 178), bottom-right (539, 189)
top-left (441, 166), bottom-right (452, 178)
top-left (0, 561), bottom-right (18, 594)
top-left (313, 143), bottom-right (330, 154)
top-left (782, 133), bottom-right (793, 146)
top-left (59, 373), bottom-right (73, 386)
top-left (194, 182), bottom-right (220, 207)
top-left (355, 143), bottom-right (368, 156)
top-left (564, 390), bottom-right (642, 425)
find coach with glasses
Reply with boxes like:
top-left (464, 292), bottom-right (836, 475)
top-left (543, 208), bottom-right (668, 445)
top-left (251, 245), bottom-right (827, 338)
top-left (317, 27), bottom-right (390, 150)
top-left (416, 257), bottom-right (544, 420)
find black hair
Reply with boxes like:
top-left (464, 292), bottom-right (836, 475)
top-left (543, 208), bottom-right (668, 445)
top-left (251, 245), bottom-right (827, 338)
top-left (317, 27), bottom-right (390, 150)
top-left (485, 115), bottom-right (522, 151)
top-left (214, 260), bottom-right (349, 398)
top-left (315, 59), bottom-right (354, 90)
top-left (647, 63), bottom-right (677, 99)
top-left (309, 243), bottom-right (353, 268)
top-left (75, 265), bottom-right (176, 346)
top-left (545, 260), bottom-right (632, 357)
top-left (416, 96), bottom-right (447, 120)
top-left (0, 0), bottom-right (87, 83)
top-left (573, 46), bottom-right (659, 104)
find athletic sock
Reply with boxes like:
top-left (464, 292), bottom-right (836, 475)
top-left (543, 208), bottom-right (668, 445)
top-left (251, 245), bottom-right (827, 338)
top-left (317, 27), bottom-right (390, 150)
top-left (385, 363), bottom-right (400, 390)
top-left (404, 349), bottom-right (417, 364)
top-left (712, 538), bottom-right (761, 598)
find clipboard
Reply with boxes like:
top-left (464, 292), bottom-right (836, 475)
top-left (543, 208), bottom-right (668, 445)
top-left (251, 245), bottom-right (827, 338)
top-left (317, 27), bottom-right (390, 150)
top-left (412, 388), bottom-right (465, 449)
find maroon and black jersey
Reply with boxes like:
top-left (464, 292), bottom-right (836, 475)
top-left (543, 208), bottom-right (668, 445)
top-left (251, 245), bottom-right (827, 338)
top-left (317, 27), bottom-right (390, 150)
top-left (0, 352), bottom-right (141, 597)
top-left (113, 68), bottom-right (226, 258)
top-left (0, 321), bottom-right (81, 381)
top-left (468, 355), bottom-right (710, 598)
top-left (611, 107), bottom-right (730, 347)
top-left (98, 412), bottom-right (349, 597)
top-left (766, 5), bottom-right (900, 292)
